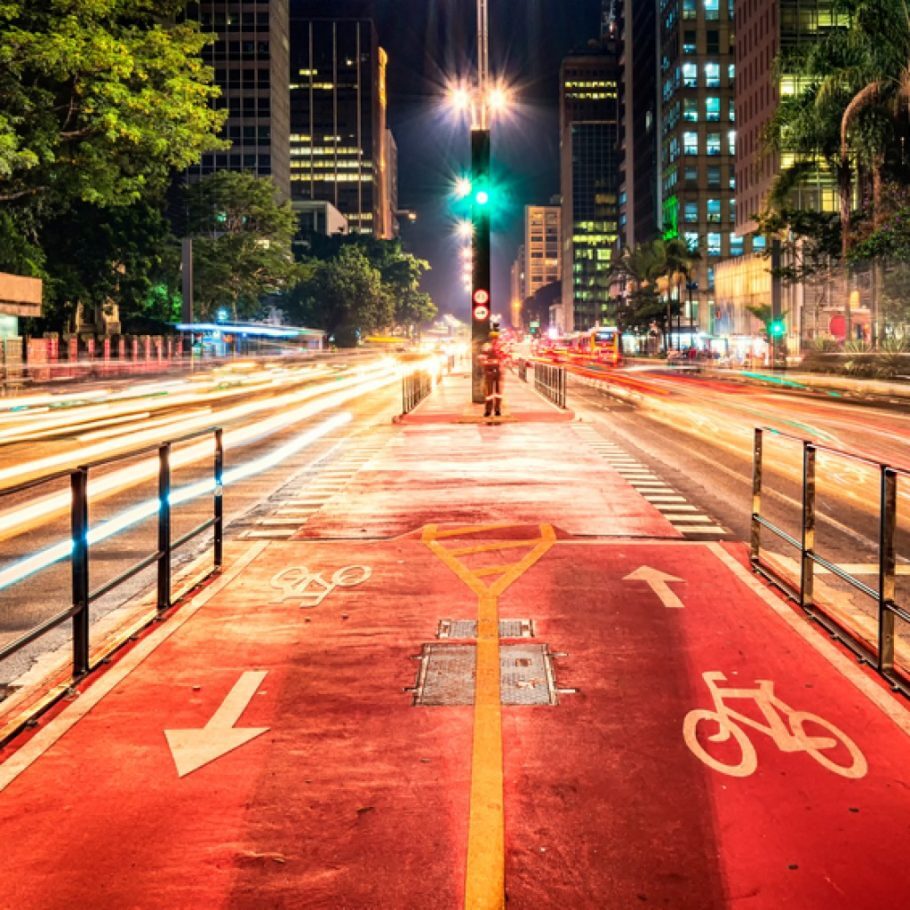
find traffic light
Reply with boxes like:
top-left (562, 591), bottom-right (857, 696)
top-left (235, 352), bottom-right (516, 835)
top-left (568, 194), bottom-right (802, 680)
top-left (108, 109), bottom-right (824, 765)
top-left (769, 319), bottom-right (786, 338)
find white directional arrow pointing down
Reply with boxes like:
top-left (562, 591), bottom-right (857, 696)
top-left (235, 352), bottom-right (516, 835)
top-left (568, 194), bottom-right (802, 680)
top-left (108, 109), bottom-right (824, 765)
top-left (165, 671), bottom-right (269, 778)
top-left (623, 566), bottom-right (686, 609)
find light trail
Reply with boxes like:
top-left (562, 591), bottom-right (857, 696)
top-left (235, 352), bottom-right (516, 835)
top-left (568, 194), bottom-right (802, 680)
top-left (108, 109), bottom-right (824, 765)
top-left (0, 359), bottom-right (404, 542)
top-left (0, 412), bottom-right (354, 593)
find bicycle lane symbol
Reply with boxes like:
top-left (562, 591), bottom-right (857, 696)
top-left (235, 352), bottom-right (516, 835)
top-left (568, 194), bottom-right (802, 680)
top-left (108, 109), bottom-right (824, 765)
top-left (270, 564), bottom-right (372, 609)
top-left (683, 671), bottom-right (868, 779)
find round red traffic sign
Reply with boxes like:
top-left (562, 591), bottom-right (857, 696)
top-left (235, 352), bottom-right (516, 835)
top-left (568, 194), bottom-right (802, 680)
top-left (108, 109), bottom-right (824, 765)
top-left (473, 289), bottom-right (490, 306)
top-left (473, 305), bottom-right (490, 321)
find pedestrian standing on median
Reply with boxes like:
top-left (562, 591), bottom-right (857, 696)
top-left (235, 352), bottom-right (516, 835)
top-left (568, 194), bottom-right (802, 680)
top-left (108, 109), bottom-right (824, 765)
top-left (479, 330), bottom-right (504, 417)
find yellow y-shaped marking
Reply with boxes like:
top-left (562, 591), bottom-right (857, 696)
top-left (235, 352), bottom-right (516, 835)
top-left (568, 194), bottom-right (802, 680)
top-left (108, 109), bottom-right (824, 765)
top-left (423, 522), bottom-right (557, 910)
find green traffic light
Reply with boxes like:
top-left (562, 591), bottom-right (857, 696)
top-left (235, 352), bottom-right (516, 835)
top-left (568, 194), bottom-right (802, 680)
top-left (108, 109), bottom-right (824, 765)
top-left (770, 319), bottom-right (786, 337)
top-left (475, 189), bottom-right (490, 206)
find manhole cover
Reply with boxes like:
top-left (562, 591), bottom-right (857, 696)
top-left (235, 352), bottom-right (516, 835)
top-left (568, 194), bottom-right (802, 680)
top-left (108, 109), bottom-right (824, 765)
top-left (437, 619), bottom-right (533, 640)
top-left (413, 643), bottom-right (556, 706)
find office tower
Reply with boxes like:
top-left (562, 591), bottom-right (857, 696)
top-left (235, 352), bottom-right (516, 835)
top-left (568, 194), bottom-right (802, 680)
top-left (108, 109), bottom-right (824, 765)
top-left (524, 206), bottom-right (562, 303)
top-left (736, 0), bottom-right (842, 233)
top-left (510, 250), bottom-right (525, 329)
top-left (288, 3), bottom-right (393, 238)
top-left (657, 0), bottom-right (744, 338)
top-left (619, 0), bottom-right (658, 247)
top-left (559, 36), bottom-right (623, 333)
top-left (188, 0), bottom-right (291, 199)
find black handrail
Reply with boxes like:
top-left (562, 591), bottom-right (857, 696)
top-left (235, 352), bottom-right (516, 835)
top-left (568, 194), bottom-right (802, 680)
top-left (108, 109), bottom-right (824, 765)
top-left (533, 362), bottom-right (567, 408)
top-left (751, 426), bottom-right (909, 695)
top-left (0, 427), bottom-right (223, 680)
top-left (402, 370), bottom-right (433, 414)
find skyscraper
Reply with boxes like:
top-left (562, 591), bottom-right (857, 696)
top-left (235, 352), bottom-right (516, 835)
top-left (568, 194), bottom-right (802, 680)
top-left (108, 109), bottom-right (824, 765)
top-left (559, 36), bottom-right (623, 333)
top-left (288, 3), bottom-right (393, 238)
top-left (619, 0), bottom-right (658, 247)
top-left (188, 0), bottom-right (291, 199)
top-left (524, 206), bottom-right (562, 302)
top-left (657, 0), bottom-right (744, 338)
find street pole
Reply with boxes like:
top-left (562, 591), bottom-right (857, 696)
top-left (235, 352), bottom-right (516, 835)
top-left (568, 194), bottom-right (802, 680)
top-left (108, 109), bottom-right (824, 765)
top-left (470, 0), bottom-right (492, 404)
top-left (771, 237), bottom-right (782, 369)
top-left (181, 236), bottom-right (194, 372)
top-left (471, 130), bottom-right (492, 403)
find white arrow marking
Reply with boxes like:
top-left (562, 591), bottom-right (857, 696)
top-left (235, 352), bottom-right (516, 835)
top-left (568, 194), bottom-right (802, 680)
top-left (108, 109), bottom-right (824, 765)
top-left (165, 671), bottom-right (269, 778)
top-left (623, 566), bottom-right (685, 609)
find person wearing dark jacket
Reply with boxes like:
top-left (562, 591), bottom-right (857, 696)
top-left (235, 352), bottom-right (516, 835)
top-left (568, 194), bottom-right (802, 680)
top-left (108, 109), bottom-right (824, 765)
top-left (479, 332), bottom-right (503, 417)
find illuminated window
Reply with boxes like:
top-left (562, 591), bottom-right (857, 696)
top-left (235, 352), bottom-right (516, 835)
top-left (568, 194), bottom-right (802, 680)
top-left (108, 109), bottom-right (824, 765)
top-left (704, 0), bottom-right (719, 20)
top-left (707, 198), bottom-right (721, 223)
top-left (706, 133), bottom-right (721, 156)
top-left (684, 98), bottom-right (698, 121)
top-left (684, 201), bottom-right (699, 222)
top-left (705, 96), bottom-right (720, 121)
top-left (683, 31), bottom-right (697, 54)
top-left (707, 232), bottom-right (722, 255)
top-left (683, 131), bottom-right (699, 155)
top-left (683, 63), bottom-right (698, 87)
top-left (685, 231), bottom-right (700, 250)
top-left (705, 63), bottom-right (720, 88)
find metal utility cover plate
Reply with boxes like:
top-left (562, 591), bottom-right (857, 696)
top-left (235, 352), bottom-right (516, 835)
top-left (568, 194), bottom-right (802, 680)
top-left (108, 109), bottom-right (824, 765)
top-left (437, 619), bottom-right (533, 640)
top-left (413, 643), bottom-right (556, 706)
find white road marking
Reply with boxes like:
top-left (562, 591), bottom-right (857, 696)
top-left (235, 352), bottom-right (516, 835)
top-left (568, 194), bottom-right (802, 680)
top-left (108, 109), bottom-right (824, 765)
top-left (0, 542), bottom-right (269, 792)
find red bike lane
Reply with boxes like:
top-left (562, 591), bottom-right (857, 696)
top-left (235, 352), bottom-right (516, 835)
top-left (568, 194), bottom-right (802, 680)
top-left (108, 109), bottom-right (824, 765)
top-left (0, 532), bottom-right (907, 908)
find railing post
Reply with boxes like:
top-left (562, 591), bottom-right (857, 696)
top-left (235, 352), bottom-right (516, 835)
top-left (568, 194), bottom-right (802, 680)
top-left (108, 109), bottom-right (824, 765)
top-left (214, 428), bottom-right (224, 570)
top-left (71, 467), bottom-right (90, 677)
top-left (750, 428), bottom-right (763, 564)
top-left (878, 466), bottom-right (897, 674)
top-left (157, 443), bottom-right (171, 611)
top-left (800, 443), bottom-right (816, 609)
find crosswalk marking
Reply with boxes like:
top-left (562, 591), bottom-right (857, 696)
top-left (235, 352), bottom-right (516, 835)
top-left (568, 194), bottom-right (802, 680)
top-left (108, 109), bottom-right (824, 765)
top-left (574, 424), bottom-right (727, 539)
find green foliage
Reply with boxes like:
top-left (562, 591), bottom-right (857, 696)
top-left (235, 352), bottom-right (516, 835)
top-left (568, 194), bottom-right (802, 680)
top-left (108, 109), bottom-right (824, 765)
top-left (184, 171), bottom-right (299, 321)
top-left (292, 234), bottom-right (437, 337)
top-left (0, 0), bottom-right (225, 210)
top-left (288, 245), bottom-right (393, 346)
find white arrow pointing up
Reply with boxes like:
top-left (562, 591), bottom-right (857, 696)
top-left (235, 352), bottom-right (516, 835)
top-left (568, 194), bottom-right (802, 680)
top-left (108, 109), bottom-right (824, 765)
top-left (165, 671), bottom-right (269, 778)
top-left (623, 566), bottom-right (685, 609)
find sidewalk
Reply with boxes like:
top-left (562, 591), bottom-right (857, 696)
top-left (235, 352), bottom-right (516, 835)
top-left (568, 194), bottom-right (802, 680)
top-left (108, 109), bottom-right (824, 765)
top-left (1, 370), bottom-right (909, 909)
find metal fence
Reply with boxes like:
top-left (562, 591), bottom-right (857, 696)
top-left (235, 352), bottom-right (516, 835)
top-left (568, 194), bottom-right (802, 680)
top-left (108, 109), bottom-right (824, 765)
top-left (751, 427), bottom-right (909, 695)
top-left (0, 427), bottom-right (223, 683)
top-left (515, 359), bottom-right (528, 383)
top-left (533, 362), bottom-right (567, 409)
top-left (402, 370), bottom-right (433, 414)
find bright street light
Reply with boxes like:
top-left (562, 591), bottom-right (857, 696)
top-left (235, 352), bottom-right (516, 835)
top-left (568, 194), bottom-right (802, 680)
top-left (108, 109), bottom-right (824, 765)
top-left (454, 176), bottom-right (472, 198)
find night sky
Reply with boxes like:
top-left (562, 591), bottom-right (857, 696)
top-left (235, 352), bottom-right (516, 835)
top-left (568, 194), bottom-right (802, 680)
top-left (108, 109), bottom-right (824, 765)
top-left (371, 0), bottom-right (607, 318)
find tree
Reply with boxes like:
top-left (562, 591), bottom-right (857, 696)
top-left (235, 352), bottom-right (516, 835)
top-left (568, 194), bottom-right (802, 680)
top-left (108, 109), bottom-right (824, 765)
top-left (0, 1), bottom-right (225, 210)
top-left (185, 171), bottom-right (299, 320)
top-left (288, 245), bottom-right (393, 346)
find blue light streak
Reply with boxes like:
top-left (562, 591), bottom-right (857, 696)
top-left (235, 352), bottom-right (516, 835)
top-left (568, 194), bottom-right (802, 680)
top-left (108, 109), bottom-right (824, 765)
top-left (0, 412), bottom-right (352, 593)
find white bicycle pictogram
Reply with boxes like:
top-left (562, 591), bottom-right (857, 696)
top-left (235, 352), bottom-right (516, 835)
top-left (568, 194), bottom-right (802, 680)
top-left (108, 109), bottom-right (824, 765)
top-left (270, 564), bottom-right (371, 608)
top-left (683, 671), bottom-right (868, 779)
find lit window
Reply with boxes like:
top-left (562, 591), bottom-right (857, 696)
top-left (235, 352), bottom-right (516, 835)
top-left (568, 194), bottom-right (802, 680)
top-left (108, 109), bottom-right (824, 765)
top-left (753, 235), bottom-right (767, 252)
top-left (684, 98), bottom-right (698, 121)
top-left (707, 199), bottom-right (721, 223)
top-left (683, 0), bottom-right (697, 19)
top-left (685, 231), bottom-right (700, 250)
top-left (730, 233), bottom-right (744, 256)
top-left (705, 97), bottom-right (720, 122)
top-left (706, 133), bottom-right (721, 156)
top-left (683, 31), bottom-right (697, 54)
top-left (704, 0), bottom-right (720, 20)
top-left (705, 63), bottom-right (720, 88)
top-left (707, 232), bottom-right (722, 256)
top-left (684, 201), bottom-right (699, 222)
top-left (683, 131), bottom-right (699, 155)
top-left (682, 62), bottom-right (698, 87)
top-left (728, 129), bottom-right (737, 155)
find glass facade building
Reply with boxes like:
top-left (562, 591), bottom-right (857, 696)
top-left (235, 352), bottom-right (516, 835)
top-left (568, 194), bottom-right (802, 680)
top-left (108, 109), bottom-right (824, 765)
top-left (288, 13), bottom-right (389, 237)
top-left (559, 43), bottom-right (622, 332)
top-left (657, 0), bottom-right (744, 334)
top-left (187, 0), bottom-right (291, 199)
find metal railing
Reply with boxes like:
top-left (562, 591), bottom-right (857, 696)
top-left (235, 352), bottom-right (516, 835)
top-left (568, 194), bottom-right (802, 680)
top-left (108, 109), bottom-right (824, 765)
top-left (0, 428), bottom-right (223, 681)
top-left (515, 359), bottom-right (528, 382)
top-left (751, 427), bottom-right (909, 694)
top-left (402, 370), bottom-right (432, 414)
top-left (533, 362), bottom-right (567, 408)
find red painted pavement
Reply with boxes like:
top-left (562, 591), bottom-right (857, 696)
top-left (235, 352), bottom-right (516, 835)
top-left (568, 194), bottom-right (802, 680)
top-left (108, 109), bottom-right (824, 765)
top-left (0, 372), bottom-right (908, 908)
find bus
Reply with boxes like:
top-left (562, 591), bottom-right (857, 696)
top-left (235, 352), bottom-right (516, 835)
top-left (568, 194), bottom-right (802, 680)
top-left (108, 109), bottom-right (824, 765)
top-left (546, 326), bottom-right (622, 367)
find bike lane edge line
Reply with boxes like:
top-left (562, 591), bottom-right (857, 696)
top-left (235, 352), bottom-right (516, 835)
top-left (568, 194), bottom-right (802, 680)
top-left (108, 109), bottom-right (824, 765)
top-left (0, 540), bottom-right (269, 793)
top-left (708, 542), bottom-right (910, 737)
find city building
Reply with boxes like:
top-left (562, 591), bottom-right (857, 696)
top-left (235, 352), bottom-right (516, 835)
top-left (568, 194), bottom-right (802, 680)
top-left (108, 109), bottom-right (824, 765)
top-left (656, 0), bottom-right (748, 343)
top-left (187, 0), bottom-right (291, 199)
top-left (510, 249), bottom-right (525, 330)
top-left (288, 3), bottom-right (394, 238)
top-left (619, 0), bottom-right (659, 248)
top-left (715, 0), bottom-right (852, 354)
top-left (559, 34), bottom-right (623, 333)
top-left (524, 205), bottom-right (562, 305)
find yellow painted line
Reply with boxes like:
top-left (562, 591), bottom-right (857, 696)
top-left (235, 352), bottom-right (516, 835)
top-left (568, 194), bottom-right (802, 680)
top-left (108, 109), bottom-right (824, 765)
top-left (448, 539), bottom-right (539, 558)
top-left (430, 522), bottom-right (519, 541)
top-left (423, 523), bottom-right (556, 910)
